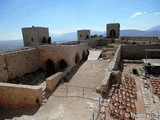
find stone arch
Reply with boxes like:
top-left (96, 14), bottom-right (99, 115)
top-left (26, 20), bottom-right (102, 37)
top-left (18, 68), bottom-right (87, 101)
top-left (43, 37), bottom-right (46, 43)
top-left (58, 59), bottom-right (68, 71)
top-left (86, 35), bottom-right (89, 39)
top-left (46, 59), bottom-right (56, 77)
top-left (31, 37), bottom-right (34, 42)
top-left (82, 51), bottom-right (87, 61)
top-left (86, 49), bottom-right (89, 59)
top-left (75, 53), bottom-right (80, 64)
top-left (48, 37), bottom-right (51, 44)
top-left (110, 29), bottom-right (116, 38)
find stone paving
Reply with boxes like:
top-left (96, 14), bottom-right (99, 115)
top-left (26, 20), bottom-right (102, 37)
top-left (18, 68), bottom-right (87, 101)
top-left (9, 59), bottom-right (109, 120)
top-left (87, 50), bottom-right (102, 60)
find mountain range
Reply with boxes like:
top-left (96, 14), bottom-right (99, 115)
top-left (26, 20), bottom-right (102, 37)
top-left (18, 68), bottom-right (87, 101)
top-left (52, 25), bottom-right (160, 42)
top-left (0, 25), bottom-right (160, 52)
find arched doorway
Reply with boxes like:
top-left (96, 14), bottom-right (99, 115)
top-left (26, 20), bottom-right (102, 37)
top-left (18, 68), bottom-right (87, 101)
top-left (86, 49), bottom-right (89, 59)
top-left (58, 59), bottom-right (68, 71)
top-left (82, 51), bottom-right (86, 61)
top-left (46, 59), bottom-right (56, 77)
top-left (75, 53), bottom-right (80, 63)
top-left (43, 37), bottom-right (47, 44)
top-left (110, 29), bottom-right (116, 38)
top-left (86, 35), bottom-right (89, 39)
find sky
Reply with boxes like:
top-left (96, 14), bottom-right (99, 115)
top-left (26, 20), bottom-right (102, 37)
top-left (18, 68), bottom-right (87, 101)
top-left (0, 0), bottom-right (160, 40)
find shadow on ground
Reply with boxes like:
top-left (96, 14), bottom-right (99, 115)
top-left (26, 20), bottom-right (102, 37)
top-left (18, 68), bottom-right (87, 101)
top-left (0, 61), bottom-right (86, 120)
top-left (0, 106), bottom-right (40, 120)
top-left (64, 61), bottom-right (86, 83)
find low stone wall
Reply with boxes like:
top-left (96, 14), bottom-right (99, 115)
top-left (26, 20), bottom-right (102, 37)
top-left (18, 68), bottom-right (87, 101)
top-left (46, 72), bottom-right (63, 91)
top-left (80, 39), bottom-right (113, 48)
top-left (120, 36), bottom-right (158, 41)
top-left (121, 44), bottom-right (160, 60)
top-left (46, 66), bottom-right (71, 91)
top-left (108, 46), bottom-right (121, 71)
top-left (0, 83), bottom-right (43, 108)
top-left (101, 45), bottom-right (121, 92)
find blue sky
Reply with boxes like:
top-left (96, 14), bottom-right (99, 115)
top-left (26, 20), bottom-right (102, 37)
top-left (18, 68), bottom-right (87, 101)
top-left (0, 0), bottom-right (160, 40)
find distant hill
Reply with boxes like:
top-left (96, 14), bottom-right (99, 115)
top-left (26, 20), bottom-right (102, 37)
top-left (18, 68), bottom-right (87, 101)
top-left (147, 25), bottom-right (160, 31)
top-left (53, 32), bottom-right (77, 43)
top-left (52, 28), bottom-right (160, 42)
top-left (52, 30), bottom-right (106, 43)
top-left (0, 25), bottom-right (160, 52)
top-left (0, 40), bottom-right (24, 52)
top-left (120, 30), bottom-right (160, 37)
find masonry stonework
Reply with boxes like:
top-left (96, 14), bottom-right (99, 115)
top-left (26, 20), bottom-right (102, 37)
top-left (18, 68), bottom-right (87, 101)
top-left (4, 48), bottom-right (40, 80)
top-left (121, 44), bottom-right (160, 59)
top-left (0, 83), bottom-right (43, 108)
top-left (22, 26), bottom-right (49, 46)
top-left (0, 55), bottom-right (8, 82)
top-left (107, 23), bottom-right (120, 38)
top-left (37, 43), bottom-right (88, 71)
top-left (77, 30), bottom-right (90, 40)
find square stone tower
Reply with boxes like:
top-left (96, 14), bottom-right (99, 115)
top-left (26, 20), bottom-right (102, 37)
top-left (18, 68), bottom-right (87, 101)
top-left (77, 30), bottom-right (90, 41)
top-left (106, 23), bottom-right (120, 38)
top-left (22, 26), bottom-right (50, 46)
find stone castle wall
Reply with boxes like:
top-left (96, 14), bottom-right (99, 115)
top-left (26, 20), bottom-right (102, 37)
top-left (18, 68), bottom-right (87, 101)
top-left (0, 48), bottom-right (39, 82)
top-left (0, 55), bottom-right (8, 82)
top-left (0, 43), bottom-right (88, 82)
top-left (37, 43), bottom-right (88, 71)
top-left (121, 44), bottom-right (160, 59)
top-left (121, 36), bottom-right (158, 41)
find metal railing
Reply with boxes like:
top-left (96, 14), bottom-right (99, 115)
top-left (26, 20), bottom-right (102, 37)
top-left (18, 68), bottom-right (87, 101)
top-left (89, 96), bottom-right (102, 120)
top-left (52, 84), bottom-right (104, 120)
top-left (53, 84), bottom-right (98, 101)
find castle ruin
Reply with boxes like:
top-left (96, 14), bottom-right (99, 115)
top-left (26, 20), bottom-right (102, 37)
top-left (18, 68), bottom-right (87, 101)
top-left (0, 23), bottom-right (160, 120)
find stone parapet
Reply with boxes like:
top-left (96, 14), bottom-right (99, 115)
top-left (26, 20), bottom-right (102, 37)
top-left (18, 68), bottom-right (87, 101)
top-left (0, 83), bottom-right (43, 108)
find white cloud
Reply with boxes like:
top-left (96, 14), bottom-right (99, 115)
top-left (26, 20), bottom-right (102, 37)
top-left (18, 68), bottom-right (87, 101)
top-left (131, 12), bottom-right (147, 18)
top-left (155, 12), bottom-right (160, 15)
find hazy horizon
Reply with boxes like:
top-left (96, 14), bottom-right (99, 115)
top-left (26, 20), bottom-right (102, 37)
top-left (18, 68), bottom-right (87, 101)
top-left (0, 0), bottom-right (160, 40)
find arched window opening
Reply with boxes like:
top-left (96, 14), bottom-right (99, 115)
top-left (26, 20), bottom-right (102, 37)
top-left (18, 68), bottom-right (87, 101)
top-left (82, 51), bottom-right (87, 61)
top-left (43, 37), bottom-right (46, 43)
top-left (58, 59), bottom-right (68, 71)
top-left (48, 37), bottom-right (51, 44)
top-left (75, 53), bottom-right (80, 64)
top-left (86, 49), bottom-right (89, 60)
top-left (110, 29), bottom-right (116, 38)
top-left (46, 59), bottom-right (56, 77)
top-left (31, 37), bottom-right (34, 42)
top-left (86, 35), bottom-right (89, 39)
